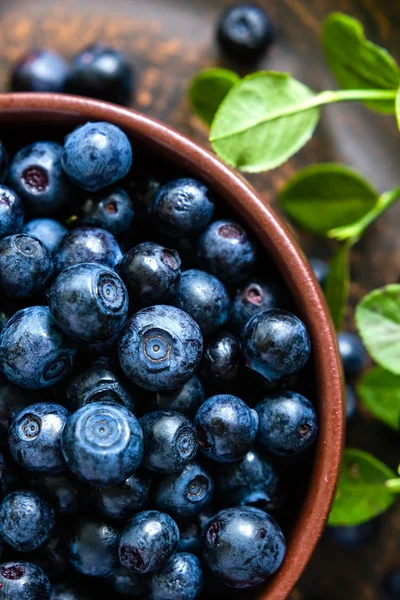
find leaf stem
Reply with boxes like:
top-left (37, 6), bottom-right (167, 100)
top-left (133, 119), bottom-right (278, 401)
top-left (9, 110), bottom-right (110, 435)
top-left (386, 477), bottom-right (400, 493)
top-left (316, 89), bottom-right (397, 105)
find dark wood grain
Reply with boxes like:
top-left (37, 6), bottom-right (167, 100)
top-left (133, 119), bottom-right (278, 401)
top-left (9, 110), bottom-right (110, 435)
top-left (0, 1), bottom-right (399, 598)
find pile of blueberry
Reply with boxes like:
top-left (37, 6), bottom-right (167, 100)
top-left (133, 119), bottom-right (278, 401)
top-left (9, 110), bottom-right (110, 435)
top-left (0, 119), bottom-right (317, 600)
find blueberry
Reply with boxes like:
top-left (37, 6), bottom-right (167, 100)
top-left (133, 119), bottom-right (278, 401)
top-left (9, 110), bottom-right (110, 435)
top-left (8, 141), bottom-right (74, 213)
top-left (0, 376), bottom-right (38, 446)
top-left (217, 4), bottom-right (275, 61)
top-left (326, 519), bottom-right (380, 547)
top-left (11, 49), bottom-right (69, 93)
top-left (23, 218), bottom-right (67, 254)
top-left (176, 270), bottom-right (231, 336)
top-left (66, 357), bottom-right (135, 413)
top-left (0, 141), bottom-right (8, 183)
top-left (308, 257), bottom-right (329, 288)
top-left (67, 44), bottom-right (134, 106)
top-left (90, 471), bottom-right (150, 519)
top-left (51, 583), bottom-right (90, 600)
top-left (232, 278), bottom-right (280, 332)
top-left (139, 411), bottom-right (198, 474)
top-left (200, 331), bottom-right (242, 383)
top-left (118, 305), bottom-right (203, 392)
top-left (108, 566), bottom-right (143, 596)
top-left (54, 227), bottom-right (122, 273)
top-left (9, 402), bottom-right (69, 473)
top-left (242, 309), bottom-right (311, 381)
top-left (337, 332), bottom-right (367, 377)
top-left (68, 518), bottom-right (119, 577)
top-left (197, 219), bottom-right (258, 284)
top-left (147, 552), bottom-right (203, 600)
top-left (0, 306), bottom-right (77, 389)
top-left (153, 375), bottom-right (205, 417)
top-left (79, 187), bottom-right (135, 235)
top-left (61, 401), bottom-right (143, 486)
top-left (0, 186), bottom-right (24, 239)
top-left (203, 506), bottom-right (285, 588)
top-left (152, 462), bottom-right (214, 520)
top-left (49, 263), bottom-right (128, 343)
top-left (119, 242), bottom-right (181, 308)
top-left (346, 384), bottom-right (357, 421)
top-left (0, 490), bottom-right (54, 552)
top-left (30, 473), bottom-right (85, 516)
top-left (119, 510), bottom-right (179, 573)
top-left (62, 122), bottom-right (133, 191)
top-left (256, 391), bottom-right (318, 456)
top-left (194, 394), bottom-right (258, 462)
top-left (0, 234), bottom-right (53, 298)
top-left (0, 562), bottom-right (51, 600)
top-left (381, 568), bottom-right (400, 600)
top-left (150, 178), bottom-right (214, 238)
top-left (177, 522), bottom-right (202, 555)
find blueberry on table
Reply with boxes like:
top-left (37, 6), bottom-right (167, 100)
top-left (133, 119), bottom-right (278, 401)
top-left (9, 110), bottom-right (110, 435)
top-left (8, 141), bottom-right (75, 213)
top-left (9, 402), bottom-right (69, 474)
top-left (232, 277), bottom-right (280, 332)
top-left (62, 122), bottom-right (133, 191)
top-left (337, 332), bottom-right (367, 377)
top-left (153, 375), bottom-right (205, 417)
top-left (119, 242), bottom-right (181, 308)
top-left (49, 263), bottom-right (128, 343)
top-left (202, 507), bottom-right (285, 588)
top-left (197, 219), bottom-right (258, 284)
top-left (67, 44), bottom-right (134, 106)
top-left (0, 561), bottom-right (51, 600)
top-left (118, 510), bottom-right (179, 573)
top-left (0, 141), bottom-right (8, 183)
top-left (54, 226), bottom-right (122, 273)
top-left (176, 269), bottom-right (231, 336)
top-left (200, 331), bottom-right (242, 383)
top-left (0, 306), bottom-right (77, 389)
top-left (90, 471), bottom-right (150, 519)
top-left (0, 490), bottom-right (54, 552)
top-left (0, 186), bottom-right (24, 239)
top-left (194, 394), bottom-right (258, 462)
top-left (242, 309), bottom-right (311, 381)
top-left (256, 391), bottom-right (318, 456)
top-left (147, 552), bottom-right (203, 600)
top-left (23, 218), bottom-right (67, 254)
top-left (11, 49), bottom-right (69, 93)
top-left (308, 257), bottom-right (329, 288)
top-left (108, 566), bottom-right (143, 597)
top-left (217, 4), bottom-right (276, 61)
top-left (139, 411), bottom-right (198, 474)
top-left (0, 234), bottom-right (53, 298)
top-left (0, 376), bottom-right (38, 446)
top-left (152, 462), bottom-right (214, 520)
top-left (30, 473), bottom-right (85, 516)
top-left (79, 187), bottom-right (135, 235)
top-left (118, 305), bottom-right (203, 392)
top-left (68, 518), bottom-right (119, 578)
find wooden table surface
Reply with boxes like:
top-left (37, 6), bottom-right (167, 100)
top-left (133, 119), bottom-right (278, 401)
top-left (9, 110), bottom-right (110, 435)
top-left (0, 0), bottom-right (399, 598)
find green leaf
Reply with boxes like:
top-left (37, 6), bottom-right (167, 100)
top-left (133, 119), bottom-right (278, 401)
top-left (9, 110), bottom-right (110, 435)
top-left (328, 448), bottom-right (396, 526)
top-left (396, 88), bottom-right (400, 130)
top-left (324, 239), bottom-right (354, 330)
top-left (278, 163), bottom-right (378, 237)
top-left (189, 68), bottom-right (240, 127)
top-left (210, 72), bottom-right (320, 172)
top-left (356, 284), bottom-right (400, 375)
top-left (322, 12), bottom-right (400, 114)
top-left (357, 367), bottom-right (400, 430)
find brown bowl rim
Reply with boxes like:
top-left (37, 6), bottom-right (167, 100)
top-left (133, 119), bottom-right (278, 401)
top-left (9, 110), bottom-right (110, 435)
top-left (0, 92), bottom-right (344, 599)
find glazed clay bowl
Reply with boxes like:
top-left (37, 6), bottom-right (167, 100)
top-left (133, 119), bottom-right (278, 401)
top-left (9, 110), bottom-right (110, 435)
top-left (0, 93), bottom-right (344, 599)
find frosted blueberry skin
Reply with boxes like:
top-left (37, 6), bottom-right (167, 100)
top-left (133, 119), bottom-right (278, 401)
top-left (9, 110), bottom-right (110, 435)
top-left (90, 471), bottom-right (150, 520)
top-left (0, 306), bottom-right (77, 389)
top-left (23, 218), bottom-right (67, 254)
top-left (11, 49), bottom-right (70, 93)
top-left (48, 263), bottom-right (128, 343)
top-left (256, 391), bottom-right (318, 456)
top-left (139, 411), bottom-right (198, 474)
top-left (176, 269), bottom-right (231, 336)
top-left (152, 375), bottom-right (205, 418)
top-left (61, 401), bottom-right (143, 487)
top-left (152, 462), bottom-right (214, 520)
top-left (0, 561), bottom-right (51, 600)
top-left (0, 186), bottom-right (24, 239)
top-left (232, 278), bottom-right (280, 333)
top-left (68, 518), bottom-right (119, 578)
top-left (241, 309), bottom-right (311, 381)
top-left (0, 140), bottom-right (8, 183)
top-left (337, 332), bottom-right (367, 378)
top-left (54, 226), bottom-right (122, 273)
top-left (108, 566), bottom-right (143, 596)
top-left (150, 178), bottom-right (214, 238)
top-left (118, 305), bottom-right (203, 392)
top-left (62, 122), bottom-right (133, 192)
top-left (8, 141), bottom-right (75, 213)
top-left (0, 376), bottom-right (38, 446)
top-left (202, 507), bottom-right (285, 588)
top-left (147, 552), bottom-right (203, 600)
top-left (119, 510), bottom-right (179, 574)
top-left (30, 473), bottom-right (86, 516)
top-left (119, 242), bottom-right (181, 309)
top-left (9, 402), bottom-right (69, 474)
top-left (197, 219), bottom-right (258, 284)
top-left (0, 234), bottom-right (53, 298)
top-left (194, 395), bottom-right (258, 462)
top-left (0, 490), bottom-right (54, 552)
top-left (200, 331), bottom-right (242, 383)
top-left (79, 187), bottom-right (135, 235)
